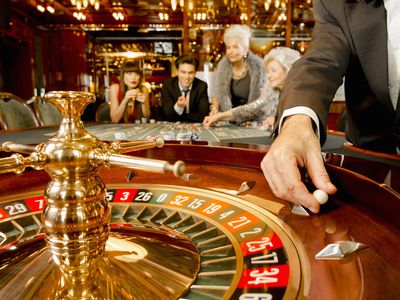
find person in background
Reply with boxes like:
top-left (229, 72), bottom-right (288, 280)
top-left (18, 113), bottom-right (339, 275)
top-left (161, 55), bottom-right (210, 123)
top-left (109, 61), bottom-right (151, 123)
top-left (211, 24), bottom-right (265, 114)
top-left (261, 0), bottom-right (400, 214)
top-left (203, 47), bottom-right (301, 128)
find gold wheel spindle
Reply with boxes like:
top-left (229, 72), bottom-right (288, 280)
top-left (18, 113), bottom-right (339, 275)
top-left (1, 141), bottom-right (36, 154)
top-left (0, 91), bottom-right (190, 298)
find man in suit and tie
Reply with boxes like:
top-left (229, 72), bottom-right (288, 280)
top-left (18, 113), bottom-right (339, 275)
top-left (261, 0), bottom-right (400, 213)
top-left (162, 55), bottom-right (210, 122)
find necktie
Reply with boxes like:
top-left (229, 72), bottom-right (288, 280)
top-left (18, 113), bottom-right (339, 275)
top-left (182, 89), bottom-right (190, 113)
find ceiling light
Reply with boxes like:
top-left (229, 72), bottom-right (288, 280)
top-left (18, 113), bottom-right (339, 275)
top-left (112, 11), bottom-right (125, 21)
top-left (70, 0), bottom-right (100, 11)
top-left (171, 0), bottom-right (177, 11)
top-left (46, 5), bottom-right (55, 14)
top-left (73, 11), bottom-right (86, 20)
top-left (37, 4), bottom-right (45, 13)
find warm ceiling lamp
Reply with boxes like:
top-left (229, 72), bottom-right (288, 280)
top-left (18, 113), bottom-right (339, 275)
top-left (240, 13), bottom-right (248, 21)
top-left (158, 12), bottom-right (169, 21)
top-left (171, 0), bottom-right (177, 11)
top-left (70, 0), bottom-right (100, 11)
top-left (264, 0), bottom-right (271, 11)
top-left (112, 11), bottom-right (125, 21)
top-left (264, 0), bottom-right (287, 11)
top-left (37, 4), bottom-right (46, 12)
top-left (46, 4), bottom-right (55, 14)
top-left (73, 11), bottom-right (87, 20)
top-left (194, 12), bottom-right (206, 21)
top-left (36, 1), bottom-right (55, 13)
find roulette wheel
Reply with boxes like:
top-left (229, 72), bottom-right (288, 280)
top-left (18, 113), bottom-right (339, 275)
top-left (0, 183), bottom-right (307, 299)
top-left (0, 91), bottom-right (399, 299)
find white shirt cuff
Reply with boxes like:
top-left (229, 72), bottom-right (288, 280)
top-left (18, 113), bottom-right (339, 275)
top-left (174, 103), bottom-right (184, 115)
top-left (279, 106), bottom-right (321, 140)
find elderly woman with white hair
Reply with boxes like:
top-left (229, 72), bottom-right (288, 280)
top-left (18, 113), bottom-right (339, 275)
top-left (210, 25), bottom-right (265, 113)
top-left (204, 47), bottom-right (301, 128)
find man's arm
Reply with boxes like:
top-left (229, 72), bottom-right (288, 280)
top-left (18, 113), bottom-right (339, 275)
top-left (277, 0), bottom-right (350, 143)
top-left (261, 0), bottom-right (349, 212)
top-left (161, 80), bottom-right (180, 122)
top-left (185, 81), bottom-right (210, 122)
top-left (261, 115), bottom-right (337, 213)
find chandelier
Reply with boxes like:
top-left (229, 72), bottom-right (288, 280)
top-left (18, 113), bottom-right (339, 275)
top-left (112, 10), bottom-right (125, 21)
top-left (36, 1), bottom-right (55, 14)
top-left (171, 0), bottom-right (191, 11)
top-left (264, 0), bottom-right (287, 11)
top-left (70, 0), bottom-right (100, 11)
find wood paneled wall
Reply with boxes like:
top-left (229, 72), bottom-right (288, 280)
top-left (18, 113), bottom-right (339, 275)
top-left (0, 15), bottom-right (88, 100)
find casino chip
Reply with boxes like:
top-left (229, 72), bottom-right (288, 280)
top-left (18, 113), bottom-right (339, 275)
top-left (114, 132), bottom-right (127, 140)
top-left (162, 132), bottom-right (175, 140)
top-left (176, 132), bottom-right (192, 141)
top-left (191, 132), bottom-right (201, 141)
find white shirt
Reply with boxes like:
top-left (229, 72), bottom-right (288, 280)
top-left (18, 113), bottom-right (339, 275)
top-left (384, 0), bottom-right (400, 109)
top-left (281, 1), bottom-right (400, 143)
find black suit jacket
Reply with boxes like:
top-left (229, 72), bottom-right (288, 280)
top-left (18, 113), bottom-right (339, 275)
top-left (161, 77), bottom-right (210, 123)
top-left (279, 0), bottom-right (399, 153)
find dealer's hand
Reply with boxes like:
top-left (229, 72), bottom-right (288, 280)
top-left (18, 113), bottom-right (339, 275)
top-left (260, 114), bottom-right (337, 213)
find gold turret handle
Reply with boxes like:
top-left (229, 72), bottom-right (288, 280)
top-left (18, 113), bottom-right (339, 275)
top-left (108, 155), bottom-right (185, 177)
top-left (0, 152), bottom-right (47, 174)
top-left (111, 137), bottom-right (164, 153)
top-left (0, 154), bottom-right (25, 174)
top-left (1, 141), bottom-right (36, 154)
top-left (91, 149), bottom-right (185, 178)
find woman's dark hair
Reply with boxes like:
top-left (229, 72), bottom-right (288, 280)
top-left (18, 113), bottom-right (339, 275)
top-left (174, 55), bottom-right (198, 70)
top-left (119, 61), bottom-right (143, 96)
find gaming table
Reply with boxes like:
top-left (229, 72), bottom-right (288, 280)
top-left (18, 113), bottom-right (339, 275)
top-left (0, 113), bottom-right (399, 299)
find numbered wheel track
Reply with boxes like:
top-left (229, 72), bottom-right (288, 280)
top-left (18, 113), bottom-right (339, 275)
top-left (0, 184), bottom-right (308, 300)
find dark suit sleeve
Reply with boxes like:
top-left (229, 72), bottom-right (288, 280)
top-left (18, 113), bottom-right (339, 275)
top-left (161, 78), bottom-right (180, 122)
top-left (278, 0), bottom-right (350, 144)
top-left (184, 80), bottom-right (210, 123)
